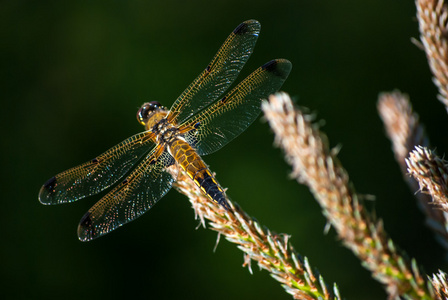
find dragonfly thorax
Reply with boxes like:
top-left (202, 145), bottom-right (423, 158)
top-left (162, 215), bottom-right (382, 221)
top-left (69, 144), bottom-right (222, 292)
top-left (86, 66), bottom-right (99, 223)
top-left (151, 118), bottom-right (180, 145)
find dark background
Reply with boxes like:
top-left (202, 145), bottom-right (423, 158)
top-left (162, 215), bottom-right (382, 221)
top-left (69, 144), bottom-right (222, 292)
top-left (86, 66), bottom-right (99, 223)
top-left (2, 1), bottom-right (447, 299)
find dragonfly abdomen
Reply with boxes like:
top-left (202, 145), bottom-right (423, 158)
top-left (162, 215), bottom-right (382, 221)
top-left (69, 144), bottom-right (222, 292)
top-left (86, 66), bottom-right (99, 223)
top-left (169, 139), bottom-right (230, 209)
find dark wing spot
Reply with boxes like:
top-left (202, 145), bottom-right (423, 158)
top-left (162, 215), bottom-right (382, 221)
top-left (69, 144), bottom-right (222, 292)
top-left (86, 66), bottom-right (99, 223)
top-left (203, 65), bottom-right (212, 78)
top-left (261, 60), bottom-right (278, 72)
top-left (91, 158), bottom-right (99, 164)
top-left (261, 59), bottom-right (292, 80)
top-left (43, 176), bottom-right (57, 192)
top-left (233, 21), bottom-right (249, 35)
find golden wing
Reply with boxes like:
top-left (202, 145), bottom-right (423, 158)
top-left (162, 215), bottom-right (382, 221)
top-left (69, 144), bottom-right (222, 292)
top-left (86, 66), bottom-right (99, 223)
top-left (77, 146), bottom-right (175, 241)
top-left (39, 132), bottom-right (155, 205)
top-left (181, 59), bottom-right (292, 155)
top-left (167, 20), bottom-right (261, 125)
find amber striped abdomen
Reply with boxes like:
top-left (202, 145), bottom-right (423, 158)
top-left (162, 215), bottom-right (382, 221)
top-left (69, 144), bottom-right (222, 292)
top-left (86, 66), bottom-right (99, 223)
top-left (169, 138), bottom-right (229, 209)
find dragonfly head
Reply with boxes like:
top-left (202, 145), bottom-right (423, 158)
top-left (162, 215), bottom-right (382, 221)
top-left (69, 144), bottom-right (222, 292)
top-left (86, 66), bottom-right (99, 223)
top-left (137, 101), bottom-right (167, 127)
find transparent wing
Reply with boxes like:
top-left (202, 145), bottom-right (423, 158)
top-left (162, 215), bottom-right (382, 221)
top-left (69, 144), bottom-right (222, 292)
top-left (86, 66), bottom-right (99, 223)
top-left (39, 131), bottom-right (155, 205)
top-left (77, 147), bottom-right (175, 241)
top-left (182, 59), bottom-right (292, 155)
top-left (167, 20), bottom-right (260, 125)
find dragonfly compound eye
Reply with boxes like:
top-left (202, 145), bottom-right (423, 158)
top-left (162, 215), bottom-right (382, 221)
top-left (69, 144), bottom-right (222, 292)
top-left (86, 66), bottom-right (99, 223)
top-left (137, 101), bottom-right (162, 125)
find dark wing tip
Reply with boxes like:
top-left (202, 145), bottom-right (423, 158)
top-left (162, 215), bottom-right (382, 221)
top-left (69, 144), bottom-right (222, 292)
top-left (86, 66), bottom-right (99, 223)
top-left (78, 212), bottom-right (95, 242)
top-left (233, 19), bottom-right (260, 36)
top-left (38, 176), bottom-right (57, 205)
top-left (261, 59), bottom-right (292, 80)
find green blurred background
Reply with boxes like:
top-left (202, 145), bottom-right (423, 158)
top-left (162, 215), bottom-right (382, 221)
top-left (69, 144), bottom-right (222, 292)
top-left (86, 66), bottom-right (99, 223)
top-left (2, 0), bottom-right (448, 299)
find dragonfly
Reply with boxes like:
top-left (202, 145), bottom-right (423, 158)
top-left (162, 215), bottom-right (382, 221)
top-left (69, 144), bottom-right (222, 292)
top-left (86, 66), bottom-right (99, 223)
top-left (38, 20), bottom-right (292, 241)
